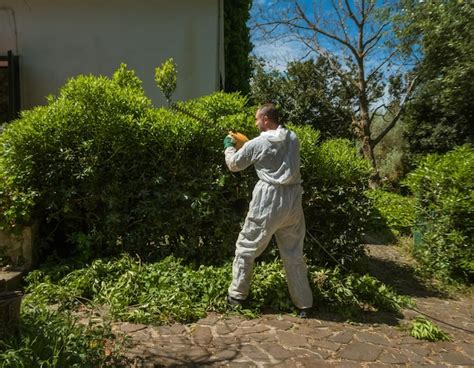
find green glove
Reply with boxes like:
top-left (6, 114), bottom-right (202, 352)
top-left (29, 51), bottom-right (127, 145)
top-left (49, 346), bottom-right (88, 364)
top-left (223, 135), bottom-right (235, 149)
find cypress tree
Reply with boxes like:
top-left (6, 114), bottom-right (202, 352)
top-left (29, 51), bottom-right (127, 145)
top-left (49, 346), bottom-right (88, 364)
top-left (224, 0), bottom-right (253, 95)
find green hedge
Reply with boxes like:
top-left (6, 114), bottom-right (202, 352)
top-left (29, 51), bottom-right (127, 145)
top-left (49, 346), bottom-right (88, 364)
top-left (0, 65), bottom-right (370, 266)
top-left (404, 145), bottom-right (474, 282)
top-left (365, 189), bottom-right (416, 236)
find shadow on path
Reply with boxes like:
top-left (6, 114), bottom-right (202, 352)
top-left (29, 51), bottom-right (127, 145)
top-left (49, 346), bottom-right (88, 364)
top-left (363, 244), bottom-right (448, 298)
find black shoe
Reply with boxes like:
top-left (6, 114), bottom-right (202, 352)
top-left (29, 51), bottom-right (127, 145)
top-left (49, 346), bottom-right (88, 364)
top-left (227, 295), bottom-right (245, 306)
top-left (298, 308), bottom-right (312, 319)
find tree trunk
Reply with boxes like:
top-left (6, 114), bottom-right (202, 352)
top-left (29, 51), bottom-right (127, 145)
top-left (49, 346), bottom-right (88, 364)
top-left (360, 129), bottom-right (381, 188)
top-left (356, 55), bottom-right (381, 188)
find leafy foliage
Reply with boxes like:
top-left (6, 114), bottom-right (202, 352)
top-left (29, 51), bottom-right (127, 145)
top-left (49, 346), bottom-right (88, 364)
top-left (371, 114), bottom-right (410, 185)
top-left (398, 0), bottom-right (474, 160)
top-left (406, 316), bottom-right (450, 342)
top-left (298, 136), bottom-right (372, 266)
top-left (311, 267), bottom-right (412, 317)
top-left (0, 65), bottom-right (371, 267)
top-left (366, 189), bottom-right (415, 236)
top-left (404, 146), bottom-right (474, 282)
top-left (224, 0), bottom-right (253, 94)
top-left (0, 303), bottom-right (125, 367)
top-left (155, 58), bottom-right (177, 106)
top-left (250, 58), bottom-right (354, 140)
top-left (24, 255), bottom-right (411, 324)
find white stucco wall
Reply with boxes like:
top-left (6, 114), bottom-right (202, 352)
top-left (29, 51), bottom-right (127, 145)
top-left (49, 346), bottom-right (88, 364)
top-left (0, 0), bottom-right (223, 108)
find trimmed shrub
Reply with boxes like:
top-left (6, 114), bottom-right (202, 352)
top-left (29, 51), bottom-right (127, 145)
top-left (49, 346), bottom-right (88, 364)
top-left (0, 65), bottom-right (370, 267)
top-left (404, 145), bottom-right (474, 282)
top-left (297, 136), bottom-right (372, 266)
top-left (365, 189), bottom-right (416, 236)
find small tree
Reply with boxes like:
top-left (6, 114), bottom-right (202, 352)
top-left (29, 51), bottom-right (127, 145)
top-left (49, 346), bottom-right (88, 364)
top-left (252, 0), bottom-right (417, 186)
top-left (155, 58), bottom-right (177, 106)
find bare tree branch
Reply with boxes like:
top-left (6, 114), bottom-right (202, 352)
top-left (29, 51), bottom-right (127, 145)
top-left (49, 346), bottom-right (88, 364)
top-left (366, 49), bottom-right (399, 82)
top-left (296, 2), bottom-right (360, 59)
top-left (331, 0), bottom-right (352, 44)
top-left (344, 0), bottom-right (361, 27)
top-left (363, 22), bottom-right (390, 51)
top-left (369, 103), bottom-right (388, 124)
top-left (298, 37), bottom-right (358, 90)
top-left (372, 77), bottom-right (417, 146)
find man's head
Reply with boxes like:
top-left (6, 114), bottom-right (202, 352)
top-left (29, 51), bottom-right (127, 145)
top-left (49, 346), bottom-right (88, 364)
top-left (255, 103), bottom-right (280, 132)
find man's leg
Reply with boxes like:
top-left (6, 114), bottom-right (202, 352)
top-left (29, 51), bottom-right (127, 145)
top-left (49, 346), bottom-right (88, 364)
top-left (274, 213), bottom-right (313, 310)
top-left (228, 216), bottom-right (273, 301)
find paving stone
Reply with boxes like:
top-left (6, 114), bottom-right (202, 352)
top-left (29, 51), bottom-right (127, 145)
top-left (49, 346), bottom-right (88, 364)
top-left (354, 331), bottom-right (392, 346)
top-left (260, 343), bottom-right (297, 361)
top-left (216, 323), bottom-right (238, 335)
top-left (378, 347), bottom-right (410, 364)
top-left (263, 318), bottom-right (293, 331)
top-left (337, 342), bottom-right (382, 361)
top-left (117, 322), bottom-right (148, 334)
top-left (235, 325), bottom-right (272, 337)
top-left (322, 361), bottom-right (364, 368)
top-left (180, 346), bottom-right (211, 360)
top-left (130, 329), bottom-right (152, 342)
top-left (438, 351), bottom-right (474, 366)
top-left (399, 347), bottom-right (428, 363)
top-left (277, 330), bottom-right (310, 348)
top-left (292, 325), bottom-right (333, 337)
top-left (192, 325), bottom-right (213, 346)
top-left (242, 332), bottom-right (278, 343)
top-left (293, 355), bottom-right (328, 367)
top-left (212, 334), bottom-right (242, 347)
top-left (240, 344), bottom-right (272, 362)
top-left (328, 331), bottom-right (354, 344)
top-left (228, 362), bottom-right (258, 368)
top-left (432, 341), bottom-right (458, 352)
top-left (152, 334), bottom-right (190, 346)
top-left (309, 338), bottom-right (341, 351)
top-left (197, 312), bottom-right (221, 326)
top-left (459, 342), bottom-right (474, 357)
top-left (212, 347), bottom-right (240, 361)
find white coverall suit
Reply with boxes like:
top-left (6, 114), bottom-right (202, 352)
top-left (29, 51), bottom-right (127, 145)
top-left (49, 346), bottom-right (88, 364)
top-left (225, 126), bottom-right (313, 309)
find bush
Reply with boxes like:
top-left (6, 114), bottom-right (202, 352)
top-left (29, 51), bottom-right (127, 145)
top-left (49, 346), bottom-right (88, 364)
top-left (404, 145), bottom-right (474, 282)
top-left (0, 65), bottom-right (370, 267)
top-left (365, 189), bottom-right (416, 236)
top-left (298, 136), bottom-right (372, 266)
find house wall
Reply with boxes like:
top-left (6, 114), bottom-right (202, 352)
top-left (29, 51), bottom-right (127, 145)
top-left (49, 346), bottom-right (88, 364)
top-left (0, 0), bottom-right (223, 108)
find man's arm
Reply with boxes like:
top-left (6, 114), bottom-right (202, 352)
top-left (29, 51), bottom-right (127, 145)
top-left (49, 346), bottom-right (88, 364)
top-left (224, 141), bottom-right (255, 172)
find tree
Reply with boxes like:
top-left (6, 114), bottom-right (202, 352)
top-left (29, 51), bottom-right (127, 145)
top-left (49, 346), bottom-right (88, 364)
top-left (397, 0), bottom-right (474, 161)
top-left (252, 0), bottom-right (416, 186)
top-left (250, 57), bottom-right (354, 140)
top-left (224, 0), bottom-right (253, 94)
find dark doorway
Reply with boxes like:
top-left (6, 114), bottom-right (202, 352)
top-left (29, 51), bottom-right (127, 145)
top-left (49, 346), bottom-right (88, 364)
top-left (0, 50), bottom-right (20, 124)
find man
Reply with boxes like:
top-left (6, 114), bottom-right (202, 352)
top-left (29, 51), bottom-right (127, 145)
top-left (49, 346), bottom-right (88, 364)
top-left (223, 103), bottom-right (313, 317)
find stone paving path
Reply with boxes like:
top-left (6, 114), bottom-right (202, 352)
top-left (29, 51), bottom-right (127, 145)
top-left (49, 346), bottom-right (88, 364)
top-left (112, 245), bottom-right (474, 367)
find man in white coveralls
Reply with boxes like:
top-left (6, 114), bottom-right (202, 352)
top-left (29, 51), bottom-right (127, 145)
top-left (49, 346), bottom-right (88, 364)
top-left (223, 103), bottom-right (313, 317)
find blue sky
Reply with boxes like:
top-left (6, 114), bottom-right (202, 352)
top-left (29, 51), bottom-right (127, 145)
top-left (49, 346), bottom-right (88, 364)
top-left (249, 0), bottom-right (409, 73)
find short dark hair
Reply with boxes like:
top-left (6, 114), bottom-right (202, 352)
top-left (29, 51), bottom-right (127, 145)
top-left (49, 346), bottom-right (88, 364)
top-left (258, 103), bottom-right (279, 125)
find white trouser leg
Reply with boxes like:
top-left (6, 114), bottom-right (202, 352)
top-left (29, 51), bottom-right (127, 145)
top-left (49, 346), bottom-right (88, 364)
top-left (275, 209), bottom-right (313, 309)
top-left (228, 215), bottom-right (273, 300)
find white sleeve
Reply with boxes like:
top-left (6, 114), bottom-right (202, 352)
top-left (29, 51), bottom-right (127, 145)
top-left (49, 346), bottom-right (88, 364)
top-left (224, 141), bottom-right (255, 172)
